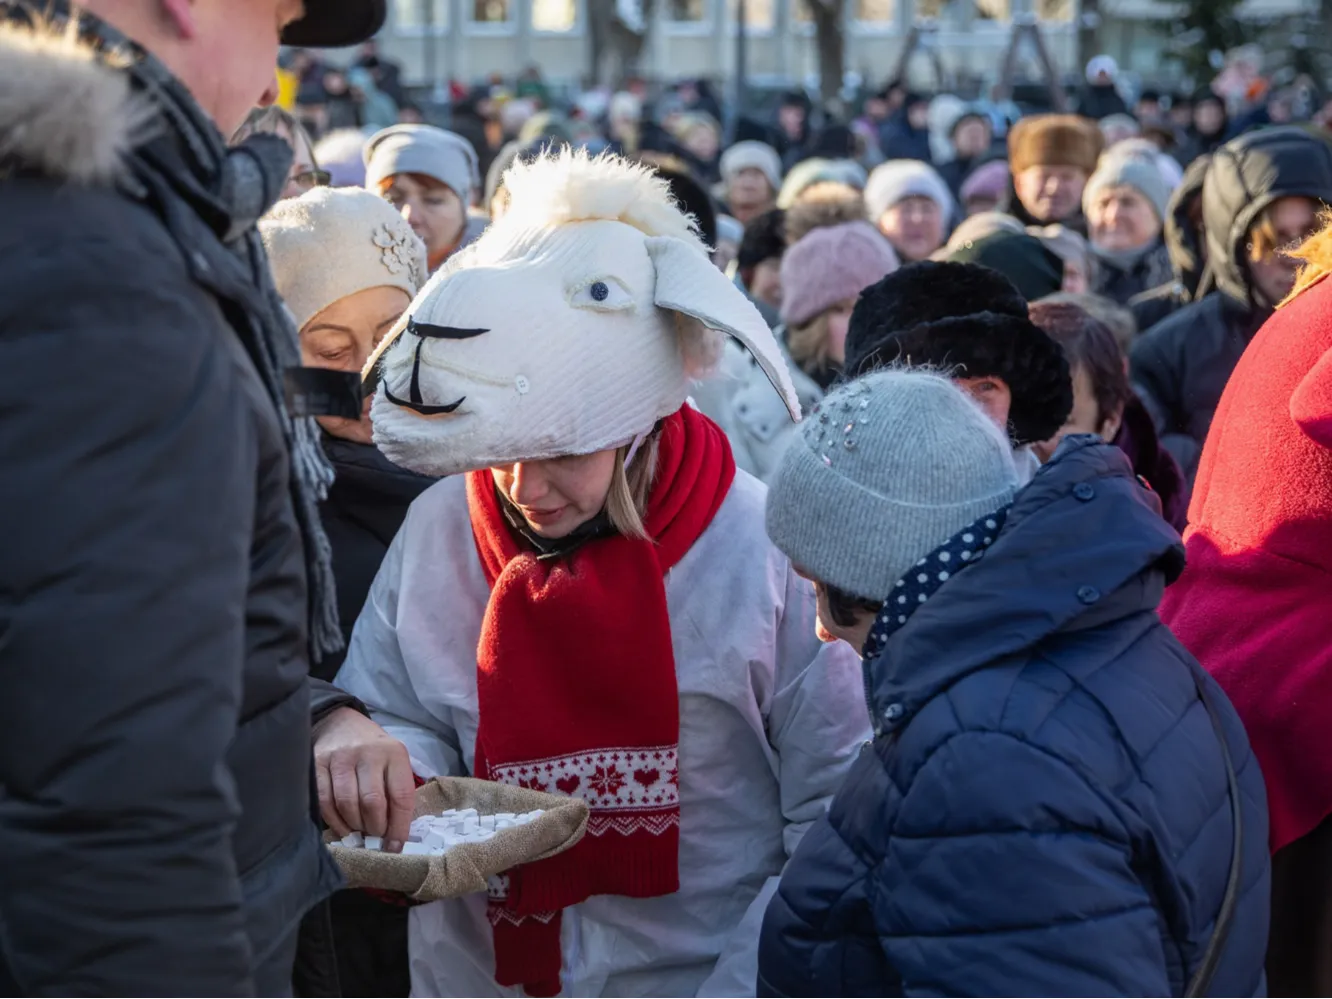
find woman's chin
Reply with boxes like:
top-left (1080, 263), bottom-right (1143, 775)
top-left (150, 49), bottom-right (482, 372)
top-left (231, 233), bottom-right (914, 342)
top-left (317, 414), bottom-right (375, 446)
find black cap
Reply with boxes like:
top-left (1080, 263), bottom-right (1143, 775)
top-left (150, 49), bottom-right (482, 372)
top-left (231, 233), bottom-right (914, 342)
top-left (282, 0), bottom-right (387, 47)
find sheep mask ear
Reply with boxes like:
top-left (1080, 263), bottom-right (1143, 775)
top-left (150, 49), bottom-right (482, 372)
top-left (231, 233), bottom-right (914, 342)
top-left (646, 235), bottom-right (802, 421)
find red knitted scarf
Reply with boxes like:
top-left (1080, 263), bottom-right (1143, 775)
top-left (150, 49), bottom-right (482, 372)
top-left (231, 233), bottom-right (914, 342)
top-left (466, 406), bottom-right (735, 996)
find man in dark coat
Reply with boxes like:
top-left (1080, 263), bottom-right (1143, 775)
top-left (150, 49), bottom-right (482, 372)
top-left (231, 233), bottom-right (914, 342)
top-left (0, 1), bottom-right (391, 993)
top-left (1131, 128), bottom-right (1332, 481)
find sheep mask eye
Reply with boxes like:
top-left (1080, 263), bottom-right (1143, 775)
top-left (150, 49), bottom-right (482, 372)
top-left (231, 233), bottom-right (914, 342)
top-left (367, 149), bottom-right (800, 479)
top-left (569, 277), bottom-right (634, 312)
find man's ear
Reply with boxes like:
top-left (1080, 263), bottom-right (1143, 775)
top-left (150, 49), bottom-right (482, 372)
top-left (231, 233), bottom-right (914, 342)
top-left (159, 0), bottom-right (199, 40)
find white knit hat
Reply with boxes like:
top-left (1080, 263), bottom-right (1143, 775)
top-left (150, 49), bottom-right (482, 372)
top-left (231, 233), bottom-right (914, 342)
top-left (363, 124), bottom-right (480, 199)
top-left (720, 140), bottom-right (783, 193)
top-left (260, 187), bottom-right (428, 331)
top-left (864, 160), bottom-right (954, 225)
top-left (366, 148), bottom-right (800, 478)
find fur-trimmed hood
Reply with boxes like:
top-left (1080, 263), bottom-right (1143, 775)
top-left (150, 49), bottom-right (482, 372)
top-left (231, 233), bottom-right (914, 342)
top-left (0, 13), bottom-right (151, 185)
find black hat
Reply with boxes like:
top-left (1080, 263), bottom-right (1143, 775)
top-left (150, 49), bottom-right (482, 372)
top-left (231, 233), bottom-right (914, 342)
top-left (655, 167), bottom-right (718, 248)
top-left (283, 0), bottom-right (387, 47)
top-left (946, 229), bottom-right (1064, 303)
top-left (844, 261), bottom-right (1072, 446)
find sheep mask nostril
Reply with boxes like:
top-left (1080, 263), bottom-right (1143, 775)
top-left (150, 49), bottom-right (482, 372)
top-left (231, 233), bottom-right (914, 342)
top-left (367, 148), bottom-right (801, 479)
top-left (380, 318), bottom-right (488, 415)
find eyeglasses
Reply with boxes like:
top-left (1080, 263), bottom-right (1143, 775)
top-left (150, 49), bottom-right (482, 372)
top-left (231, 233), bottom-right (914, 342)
top-left (289, 168), bottom-right (331, 192)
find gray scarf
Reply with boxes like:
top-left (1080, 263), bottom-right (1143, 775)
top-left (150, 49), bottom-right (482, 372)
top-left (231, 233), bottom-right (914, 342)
top-left (47, 5), bottom-right (342, 661)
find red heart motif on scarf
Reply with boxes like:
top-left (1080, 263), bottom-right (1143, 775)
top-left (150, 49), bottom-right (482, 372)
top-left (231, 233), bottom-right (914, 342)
top-left (556, 775), bottom-right (581, 795)
top-left (633, 768), bottom-right (659, 788)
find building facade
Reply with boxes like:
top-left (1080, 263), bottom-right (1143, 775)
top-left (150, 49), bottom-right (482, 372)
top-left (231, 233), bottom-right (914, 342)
top-left (376, 0), bottom-right (1082, 89)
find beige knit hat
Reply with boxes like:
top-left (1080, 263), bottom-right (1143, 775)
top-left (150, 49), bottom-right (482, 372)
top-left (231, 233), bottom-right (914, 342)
top-left (260, 187), bottom-right (428, 331)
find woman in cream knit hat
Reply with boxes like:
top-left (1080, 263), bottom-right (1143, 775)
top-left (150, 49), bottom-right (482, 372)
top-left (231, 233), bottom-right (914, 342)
top-left (261, 187), bottom-right (432, 677)
top-left (262, 185), bottom-right (433, 995)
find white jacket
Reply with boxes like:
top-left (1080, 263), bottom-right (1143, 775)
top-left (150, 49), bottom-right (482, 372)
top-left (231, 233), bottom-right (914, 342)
top-left (335, 471), bottom-right (868, 997)
top-left (694, 340), bottom-right (827, 486)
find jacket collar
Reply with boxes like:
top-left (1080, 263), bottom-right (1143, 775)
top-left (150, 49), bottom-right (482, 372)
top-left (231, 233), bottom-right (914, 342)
top-left (863, 435), bottom-right (1185, 735)
top-left (0, 1), bottom-right (288, 244)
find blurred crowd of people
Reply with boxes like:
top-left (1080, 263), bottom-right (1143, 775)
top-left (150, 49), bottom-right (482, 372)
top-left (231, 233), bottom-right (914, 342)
top-left (7, 0), bottom-right (1332, 996)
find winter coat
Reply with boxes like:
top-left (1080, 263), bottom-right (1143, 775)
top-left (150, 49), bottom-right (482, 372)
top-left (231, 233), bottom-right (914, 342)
top-left (878, 114), bottom-right (934, 165)
top-left (697, 340), bottom-right (827, 484)
top-left (0, 7), bottom-right (354, 995)
top-left (1130, 153), bottom-right (1212, 333)
top-left (316, 437), bottom-right (436, 680)
top-left (334, 472), bottom-right (869, 996)
top-left (1131, 127), bottom-right (1332, 481)
top-left (1091, 239), bottom-right (1175, 305)
top-left (757, 437), bottom-right (1271, 998)
top-left (1160, 258), bottom-right (1332, 993)
top-left (1078, 82), bottom-right (1130, 119)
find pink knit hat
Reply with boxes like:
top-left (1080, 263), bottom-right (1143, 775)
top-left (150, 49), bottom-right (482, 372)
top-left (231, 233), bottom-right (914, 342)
top-left (780, 221), bottom-right (900, 327)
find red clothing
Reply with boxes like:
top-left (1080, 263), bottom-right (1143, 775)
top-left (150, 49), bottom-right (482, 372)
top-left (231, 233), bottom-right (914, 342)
top-left (1160, 271), bottom-right (1332, 852)
top-left (465, 407), bottom-right (736, 996)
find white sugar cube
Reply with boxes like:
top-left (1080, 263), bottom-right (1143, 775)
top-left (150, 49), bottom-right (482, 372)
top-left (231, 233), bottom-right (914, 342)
top-left (340, 832), bottom-right (364, 848)
top-left (401, 841), bottom-right (432, 855)
top-left (364, 836), bottom-right (383, 851)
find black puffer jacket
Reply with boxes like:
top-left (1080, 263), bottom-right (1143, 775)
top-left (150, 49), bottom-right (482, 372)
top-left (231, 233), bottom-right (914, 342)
top-left (1130, 153), bottom-right (1212, 332)
top-left (1131, 128), bottom-right (1332, 481)
top-left (0, 8), bottom-right (355, 994)
top-left (316, 438), bottom-right (436, 681)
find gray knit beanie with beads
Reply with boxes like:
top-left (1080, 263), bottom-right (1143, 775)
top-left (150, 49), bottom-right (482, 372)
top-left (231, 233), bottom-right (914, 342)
top-left (765, 369), bottom-right (1020, 601)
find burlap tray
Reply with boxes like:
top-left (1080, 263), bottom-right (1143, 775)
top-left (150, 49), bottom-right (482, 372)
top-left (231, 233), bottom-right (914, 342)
top-left (326, 776), bottom-right (588, 901)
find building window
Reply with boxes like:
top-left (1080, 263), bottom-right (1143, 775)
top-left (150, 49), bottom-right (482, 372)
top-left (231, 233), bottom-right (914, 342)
top-left (533, 0), bottom-right (578, 30)
top-left (854, 0), bottom-right (894, 23)
top-left (793, 0), bottom-right (811, 23)
top-left (394, 0), bottom-right (448, 30)
top-left (974, 0), bottom-right (1009, 20)
top-left (913, 0), bottom-right (945, 18)
top-left (471, 0), bottom-right (513, 23)
top-left (727, 0), bottom-right (775, 30)
top-left (1035, 0), bottom-right (1073, 20)
top-left (668, 0), bottom-right (708, 21)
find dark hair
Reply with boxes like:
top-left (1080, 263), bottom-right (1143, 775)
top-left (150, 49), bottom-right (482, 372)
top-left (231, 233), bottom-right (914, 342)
top-left (655, 167), bottom-right (718, 247)
top-left (738, 208), bottom-right (787, 272)
top-left (1027, 301), bottom-right (1132, 428)
top-left (822, 583), bottom-right (883, 628)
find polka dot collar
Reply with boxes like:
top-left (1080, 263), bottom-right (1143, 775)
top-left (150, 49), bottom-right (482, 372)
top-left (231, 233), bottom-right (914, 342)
top-left (861, 506), bottom-right (1012, 662)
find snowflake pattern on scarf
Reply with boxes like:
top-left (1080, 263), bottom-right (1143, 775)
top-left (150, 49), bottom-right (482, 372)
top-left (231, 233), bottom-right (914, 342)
top-left (861, 505), bottom-right (1012, 662)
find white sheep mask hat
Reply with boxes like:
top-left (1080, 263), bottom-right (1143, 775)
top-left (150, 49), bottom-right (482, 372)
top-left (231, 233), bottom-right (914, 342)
top-left (366, 148), bottom-right (801, 477)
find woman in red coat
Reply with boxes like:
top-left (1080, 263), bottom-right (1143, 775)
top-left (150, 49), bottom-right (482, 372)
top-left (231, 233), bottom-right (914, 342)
top-left (1160, 226), bottom-right (1332, 996)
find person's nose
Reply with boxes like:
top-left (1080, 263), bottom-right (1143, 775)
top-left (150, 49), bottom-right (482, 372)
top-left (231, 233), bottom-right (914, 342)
top-left (509, 463), bottom-right (548, 506)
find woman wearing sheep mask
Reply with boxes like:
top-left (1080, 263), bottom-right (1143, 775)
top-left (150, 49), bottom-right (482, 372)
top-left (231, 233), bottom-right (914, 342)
top-left (313, 150), bottom-right (868, 997)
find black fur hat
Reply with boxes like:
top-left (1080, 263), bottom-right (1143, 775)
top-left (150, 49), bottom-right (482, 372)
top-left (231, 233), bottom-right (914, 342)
top-left (843, 261), bottom-right (1073, 446)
